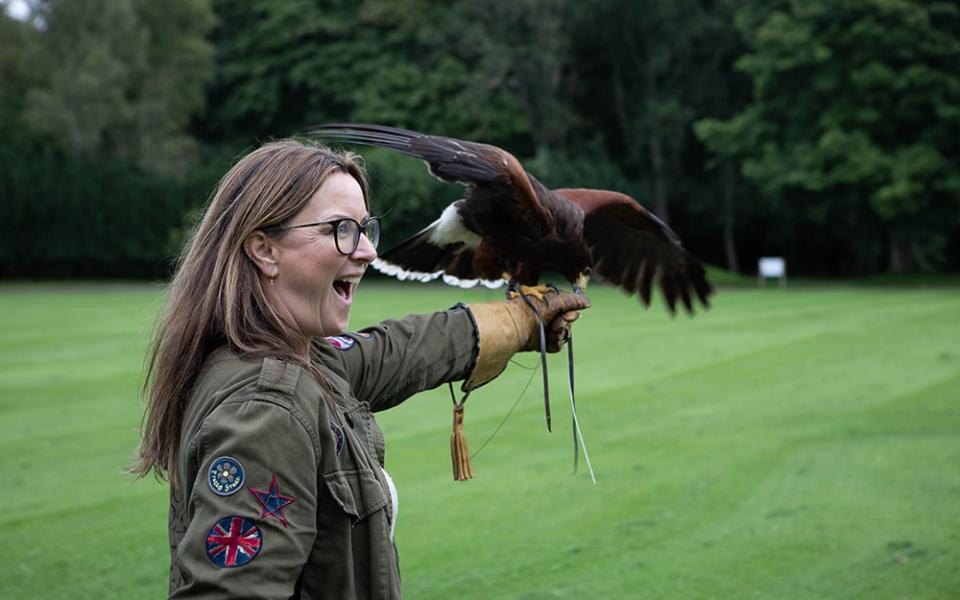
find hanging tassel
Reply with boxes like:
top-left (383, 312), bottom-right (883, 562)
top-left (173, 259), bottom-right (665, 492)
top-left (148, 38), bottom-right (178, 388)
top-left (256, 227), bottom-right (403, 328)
top-left (449, 384), bottom-right (476, 481)
top-left (451, 404), bottom-right (476, 480)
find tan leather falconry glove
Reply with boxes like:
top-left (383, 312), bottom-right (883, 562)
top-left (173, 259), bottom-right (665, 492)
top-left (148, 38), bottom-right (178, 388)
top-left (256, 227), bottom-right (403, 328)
top-left (464, 289), bottom-right (591, 392)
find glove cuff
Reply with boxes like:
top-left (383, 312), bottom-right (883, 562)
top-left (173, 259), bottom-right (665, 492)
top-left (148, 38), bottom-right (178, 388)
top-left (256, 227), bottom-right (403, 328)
top-left (462, 301), bottom-right (531, 392)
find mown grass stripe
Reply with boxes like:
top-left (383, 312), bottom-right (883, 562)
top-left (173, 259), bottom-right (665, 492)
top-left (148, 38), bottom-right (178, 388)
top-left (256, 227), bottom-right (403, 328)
top-left (0, 283), bottom-right (957, 599)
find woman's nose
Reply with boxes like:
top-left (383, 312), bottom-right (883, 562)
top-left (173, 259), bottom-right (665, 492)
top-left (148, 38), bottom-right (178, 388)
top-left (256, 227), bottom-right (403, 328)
top-left (351, 231), bottom-right (378, 264)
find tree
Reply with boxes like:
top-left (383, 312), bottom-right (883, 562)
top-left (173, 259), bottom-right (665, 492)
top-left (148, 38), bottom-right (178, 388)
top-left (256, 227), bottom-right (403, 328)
top-left (566, 0), bottom-right (708, 224)
top-left (204, 0), bottom-right (571, 148)
top-left (0, 3), bottom-right (39, 115)
top-left (697, 0), bottom-right (960, 273)
top-left (22, 0), bottom-right (214, 174)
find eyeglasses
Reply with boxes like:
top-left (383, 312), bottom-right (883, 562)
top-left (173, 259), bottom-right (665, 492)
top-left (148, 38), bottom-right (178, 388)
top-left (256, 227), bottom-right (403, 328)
top-left (268, 216), bottom-right (381, 255)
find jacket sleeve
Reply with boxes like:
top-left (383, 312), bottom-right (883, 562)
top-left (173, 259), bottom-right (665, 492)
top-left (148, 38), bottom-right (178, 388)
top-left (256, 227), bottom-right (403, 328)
top-left (170, 396), bottom-right (319, 599)
top-left (315, 305), bottom-right (479, 412)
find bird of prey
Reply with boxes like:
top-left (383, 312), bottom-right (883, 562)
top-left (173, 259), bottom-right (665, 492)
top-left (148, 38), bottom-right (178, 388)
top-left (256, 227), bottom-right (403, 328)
top-left (314, 124), bottom-right (713, 480)
top-left (311, 123), bottom-right (713, 314)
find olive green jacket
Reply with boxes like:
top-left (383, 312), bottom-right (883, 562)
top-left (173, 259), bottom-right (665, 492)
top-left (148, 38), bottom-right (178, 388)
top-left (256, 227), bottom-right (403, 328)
top-left (168, 308), bottom-right (478, 599)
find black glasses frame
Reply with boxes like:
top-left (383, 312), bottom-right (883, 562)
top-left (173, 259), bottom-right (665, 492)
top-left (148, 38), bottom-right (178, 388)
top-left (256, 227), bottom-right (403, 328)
top-left (268, 216), bottom-right (381, 255)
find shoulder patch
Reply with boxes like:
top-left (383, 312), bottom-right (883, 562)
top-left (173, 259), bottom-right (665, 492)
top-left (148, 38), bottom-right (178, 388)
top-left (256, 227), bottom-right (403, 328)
top-left (325, 335), bottom-right (355, 350)
top-left (250, 474), bottom-right (296, 527)
top-left (330, 419), bottom-right (345, 457)
top-left (206, 516), bottom-right (262, 568)
top-left (208, 456), bottom-right (245, 496)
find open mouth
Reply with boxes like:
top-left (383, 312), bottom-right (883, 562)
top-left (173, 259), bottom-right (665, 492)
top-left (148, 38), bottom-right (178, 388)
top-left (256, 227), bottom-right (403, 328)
top-left (333, 275), bottom-right (361, 302)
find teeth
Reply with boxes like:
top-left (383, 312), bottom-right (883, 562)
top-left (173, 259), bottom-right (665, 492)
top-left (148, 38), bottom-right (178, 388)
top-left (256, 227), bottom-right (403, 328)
top-left (335, 275), bottom-right (362, 285)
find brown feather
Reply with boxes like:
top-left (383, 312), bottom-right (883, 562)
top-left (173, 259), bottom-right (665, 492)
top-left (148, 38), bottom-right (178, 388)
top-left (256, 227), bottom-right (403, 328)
top-left (558, 188), bottom-right (711, 314)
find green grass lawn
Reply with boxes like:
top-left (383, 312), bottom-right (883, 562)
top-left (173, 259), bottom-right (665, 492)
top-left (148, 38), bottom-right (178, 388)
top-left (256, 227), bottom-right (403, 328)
top-left (1, 281), bottom-right (958, 599)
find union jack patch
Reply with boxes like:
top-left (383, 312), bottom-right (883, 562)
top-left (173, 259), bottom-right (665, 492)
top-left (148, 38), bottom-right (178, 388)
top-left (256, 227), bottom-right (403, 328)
top-left (205, 516), bottom-right (262, 568)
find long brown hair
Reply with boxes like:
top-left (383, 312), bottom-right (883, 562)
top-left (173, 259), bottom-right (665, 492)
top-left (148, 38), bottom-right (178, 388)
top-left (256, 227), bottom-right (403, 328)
top-left (133, 140), bottom-right (368, 479)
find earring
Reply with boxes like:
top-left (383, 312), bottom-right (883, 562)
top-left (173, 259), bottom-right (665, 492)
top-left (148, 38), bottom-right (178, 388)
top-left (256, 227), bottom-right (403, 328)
top-left (269, 275), bottom-right (276, 286)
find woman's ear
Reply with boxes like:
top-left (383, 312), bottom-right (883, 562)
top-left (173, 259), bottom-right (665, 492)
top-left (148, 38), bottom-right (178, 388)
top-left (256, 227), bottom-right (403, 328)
top-left (244, 231), bottom-right (280, 280)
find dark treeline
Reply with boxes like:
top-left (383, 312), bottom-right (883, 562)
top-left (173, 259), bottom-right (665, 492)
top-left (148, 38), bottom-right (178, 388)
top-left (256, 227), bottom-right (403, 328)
top-left (2, 0), bottom-right (958, 279)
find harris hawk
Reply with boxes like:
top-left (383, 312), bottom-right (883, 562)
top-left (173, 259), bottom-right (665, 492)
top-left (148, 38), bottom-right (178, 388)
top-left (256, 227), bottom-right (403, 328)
top-left (311, 123), bottom-right (714, 314)
top-left (312, 123), bottom-right (714, 479)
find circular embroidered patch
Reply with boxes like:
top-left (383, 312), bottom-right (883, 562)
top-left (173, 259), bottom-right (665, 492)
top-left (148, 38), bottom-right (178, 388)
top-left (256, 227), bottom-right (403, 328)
top-left (325, 335), bottom-right (355, 350)
top-left (329, 419), bottom-right (345, 457)
top-left (205, 516), bottom-right (262, 568)
top-left (208, 456), bottom-right (245, 496)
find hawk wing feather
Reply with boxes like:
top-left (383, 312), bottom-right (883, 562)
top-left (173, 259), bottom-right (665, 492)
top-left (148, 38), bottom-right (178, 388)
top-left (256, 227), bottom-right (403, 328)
top-left (560, 189), bottom-right (711, 314)
top-left (369, 207), bottom-right (504, 290)
top-left (312, 123), bottom-right (549, 233)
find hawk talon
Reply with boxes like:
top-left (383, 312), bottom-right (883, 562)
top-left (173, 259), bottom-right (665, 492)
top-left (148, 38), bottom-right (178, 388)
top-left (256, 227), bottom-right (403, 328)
top-left (508, 283), bottom-right (554, 302)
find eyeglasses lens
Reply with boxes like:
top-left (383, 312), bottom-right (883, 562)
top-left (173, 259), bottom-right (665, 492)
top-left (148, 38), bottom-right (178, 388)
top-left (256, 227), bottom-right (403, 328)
top-left (334, 218), bottom-right (380, 255)
top-left (335, 221), bottom-right (356, 255)
top-left (364, 219), bottom-right (380, 250)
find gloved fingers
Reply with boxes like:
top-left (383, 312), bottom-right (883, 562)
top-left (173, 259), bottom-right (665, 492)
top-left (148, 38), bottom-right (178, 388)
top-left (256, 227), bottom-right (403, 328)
top-left (539, 290), bottom-right (591, 321)
top-left (545, 311), bottom-right (578, 353)
top-left (507, 288), bottom-right (590, 352)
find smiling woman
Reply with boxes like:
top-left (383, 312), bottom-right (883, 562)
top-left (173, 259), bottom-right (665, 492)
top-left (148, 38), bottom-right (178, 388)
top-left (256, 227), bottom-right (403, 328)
top-left (245, 172), bottom-right (380, 345)
top-left (132, 139), bottom-right (589, 599)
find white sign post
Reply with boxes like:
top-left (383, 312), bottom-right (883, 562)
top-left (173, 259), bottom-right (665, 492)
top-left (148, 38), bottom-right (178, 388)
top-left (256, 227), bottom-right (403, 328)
top-left (758, 257), bottom-right (787, 288)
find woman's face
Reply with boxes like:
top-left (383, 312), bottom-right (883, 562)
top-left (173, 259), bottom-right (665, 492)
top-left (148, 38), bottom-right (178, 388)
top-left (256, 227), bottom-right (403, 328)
top-left (267, 172), bottom-right (377, 340)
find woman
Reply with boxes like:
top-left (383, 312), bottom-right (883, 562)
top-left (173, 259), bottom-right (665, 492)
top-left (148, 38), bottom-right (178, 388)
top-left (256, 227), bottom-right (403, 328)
top-left (133, 140), bottom-right (587, 599)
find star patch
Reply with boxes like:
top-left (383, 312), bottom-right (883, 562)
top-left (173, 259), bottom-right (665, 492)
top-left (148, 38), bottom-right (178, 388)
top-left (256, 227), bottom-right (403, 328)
top-left (250, 474), bottom-right (296, 527)
top-left (208, 456), bottom-right (245, 496)
top-left (330, 419), bottom-right (345, 457)
top-left (325, 335), bottom-right (355, 350)
top-left (206, 516), bottom-right (262, 568)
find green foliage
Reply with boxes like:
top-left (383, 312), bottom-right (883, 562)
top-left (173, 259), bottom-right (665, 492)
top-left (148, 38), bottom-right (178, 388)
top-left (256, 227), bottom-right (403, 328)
top-left (696, 0), bottom-right (960, 272)
top-left (0, 112), bottom-right (223, 278)
top-left (0, 4), bottom-right (38, 114)
top-left (526, 142), bottom-right (645, 196)
top-left (567, 1), bottom-right (745, 216)
top-left (2, 284), bottom-right (959, 598)
top-left (21, 0), bottom-right (214, 174)
top-left (205, 0), bottom-right (568, 146)
top-left (3, 0), bottom-right (960, 277)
